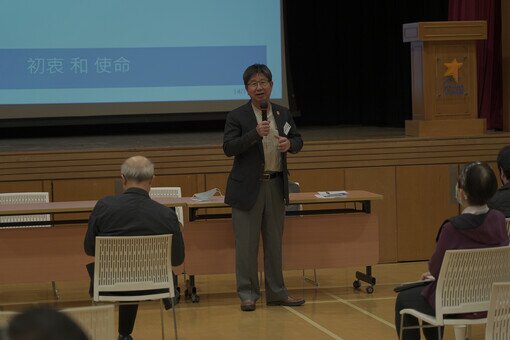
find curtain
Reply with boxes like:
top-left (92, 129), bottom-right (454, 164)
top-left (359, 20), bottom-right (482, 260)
top-left (283, 1), bottom-right (448, 127)
top-left (448, 0), bottom-right (503, 130)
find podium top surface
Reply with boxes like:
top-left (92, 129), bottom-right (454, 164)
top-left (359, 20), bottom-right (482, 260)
top-left (403, 21), bottom-right (487, 43)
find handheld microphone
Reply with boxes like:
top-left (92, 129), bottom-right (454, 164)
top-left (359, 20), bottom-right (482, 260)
top-left (260, 102), bottom-right (268, 121)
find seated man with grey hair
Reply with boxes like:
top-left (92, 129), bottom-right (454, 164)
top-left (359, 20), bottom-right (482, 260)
top-left (84, 155), bottom-right (185, 340)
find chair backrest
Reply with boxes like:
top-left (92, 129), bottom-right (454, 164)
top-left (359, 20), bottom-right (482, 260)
top-left (485, 282), bottom-right (510, 340)
top-left (149, 187), bottom-right (184, 226)
top-left (505, 218), bottom-right (510, 239)
top-left (0, 192), bottom-right (50, 228)
top-left (93, 234), bottom-right (175, 302)
top-left (286, 181), bottom-right (303, 212)
top-left (62, 305), bottom-right (115, 340)
top-left (435, 246), bottom-right (510, 323)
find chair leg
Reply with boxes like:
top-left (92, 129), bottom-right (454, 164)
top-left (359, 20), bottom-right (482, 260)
top-left (171, 297), bottom-right (178, 340)
top-left (400, 313), bottom-right (405, 339)
top-left (51, 281), bottom-right (60, 300)
top-left (159, 301), bottom-right (165, 340)
top-left (302, 269), bottom-right (319, 287)
top-left (453, 325), bottom-right (467, 340)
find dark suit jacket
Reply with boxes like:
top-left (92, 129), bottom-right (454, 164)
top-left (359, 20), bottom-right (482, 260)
top-left (84, 187), bottom-right (185, 266)
top-left (488, 182), bottom-right (510, 217)
top-left (223, 101), bottom-right (303, 210)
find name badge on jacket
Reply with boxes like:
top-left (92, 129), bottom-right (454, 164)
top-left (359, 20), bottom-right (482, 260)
top-left (283, 122), bottom-right (291, 135)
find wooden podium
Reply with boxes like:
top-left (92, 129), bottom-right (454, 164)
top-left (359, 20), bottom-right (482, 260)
top-left (403, 21), bottom-right (487, 137)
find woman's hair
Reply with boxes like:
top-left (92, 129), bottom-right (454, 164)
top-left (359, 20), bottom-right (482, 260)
top-left (457, 161), bottom-right (497, 206)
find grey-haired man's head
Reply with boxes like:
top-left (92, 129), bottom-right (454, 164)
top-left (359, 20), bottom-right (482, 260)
top-left (120, 156), bottom-right (154, 191)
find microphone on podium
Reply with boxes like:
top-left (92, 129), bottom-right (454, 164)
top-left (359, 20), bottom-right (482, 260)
top-left (260, 102), bottom-right (268, 121)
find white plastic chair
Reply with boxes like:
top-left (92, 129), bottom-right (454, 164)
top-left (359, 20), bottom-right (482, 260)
top-left (0, 192), bottom-right (50, 228)
top-left (399, 246), bottom-right (510, 340)
top-left (62, 305), bottom-right (115, 340)
top-left (150, 187), bottom-right (184, 226)
top-left (94, 234), bottom-right (178, 340)
top-left (485, 282), bottom-right (510, 340)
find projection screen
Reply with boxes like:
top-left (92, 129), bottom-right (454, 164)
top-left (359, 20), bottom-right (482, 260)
top-left (0, 0), bottom-right (288, 123)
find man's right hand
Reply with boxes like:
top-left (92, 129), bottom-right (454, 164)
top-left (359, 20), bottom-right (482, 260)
top-left (256, 120), bottom-right (270, 137)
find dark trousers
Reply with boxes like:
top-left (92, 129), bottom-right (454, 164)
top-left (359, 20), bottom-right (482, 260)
top-left (395, 285), bottom-right (443, 340)
top-left (118, 305), bottom-right (138, 336)
top-left (232, 177), bottom-right (287, 302)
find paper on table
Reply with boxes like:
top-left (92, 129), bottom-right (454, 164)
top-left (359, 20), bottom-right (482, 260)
top-left (316, 191), bottom-right (348, 198)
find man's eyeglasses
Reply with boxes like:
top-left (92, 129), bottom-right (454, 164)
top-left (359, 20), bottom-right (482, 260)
top-left (247, 80), bottom-right (270, 89)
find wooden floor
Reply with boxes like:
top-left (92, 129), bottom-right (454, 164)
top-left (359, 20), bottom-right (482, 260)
top-left (0, 262), bottom-right (487, 339)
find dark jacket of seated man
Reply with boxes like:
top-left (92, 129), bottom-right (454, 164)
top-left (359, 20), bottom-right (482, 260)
top-left (488, 182), bottom-right (510, 217)
top-left (84, 184), bottom-right (184, 339)
top-left (84, 186), bottom-right (184, 263)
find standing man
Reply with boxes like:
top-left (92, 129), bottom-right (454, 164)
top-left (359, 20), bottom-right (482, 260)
top-left (84, 156), bottom-right (184, 340)
top-left (488, 145), bottom-right (510, 216)
top-left (223, 64), bottom-right (304, 312)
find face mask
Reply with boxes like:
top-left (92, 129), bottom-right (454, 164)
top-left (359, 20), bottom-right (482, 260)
top-left (192, 188), bottom-right (221, 201)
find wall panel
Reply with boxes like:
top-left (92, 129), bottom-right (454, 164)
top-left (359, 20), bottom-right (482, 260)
top-left (2, 134), bottom-right (509, 262)
top-left (289, 168), bottom-right (345, 211)
top-left (152, 174), bottom-right (203, 198)
top-left (52, 178), bottom-right (116, 223)
top-left (345, 167), bottom-right (397, 263)
top-left (396, 164), bottom-right (459, 261)
top-left (0, 181), bottom-right (46, 193)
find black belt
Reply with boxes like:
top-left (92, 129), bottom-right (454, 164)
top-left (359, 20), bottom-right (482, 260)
top-left (261, 172), bottom-right (282, 180)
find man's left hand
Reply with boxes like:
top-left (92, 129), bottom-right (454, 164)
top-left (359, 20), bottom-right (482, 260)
top-left (274, 135), bottom-right (290, 152)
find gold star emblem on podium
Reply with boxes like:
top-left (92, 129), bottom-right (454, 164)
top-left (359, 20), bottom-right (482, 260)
top-left (444, 58), bottom-right (463, 83)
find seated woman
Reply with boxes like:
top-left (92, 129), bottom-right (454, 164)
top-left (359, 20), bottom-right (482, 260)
top-left (395, 162), bottom-right (510, 340)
